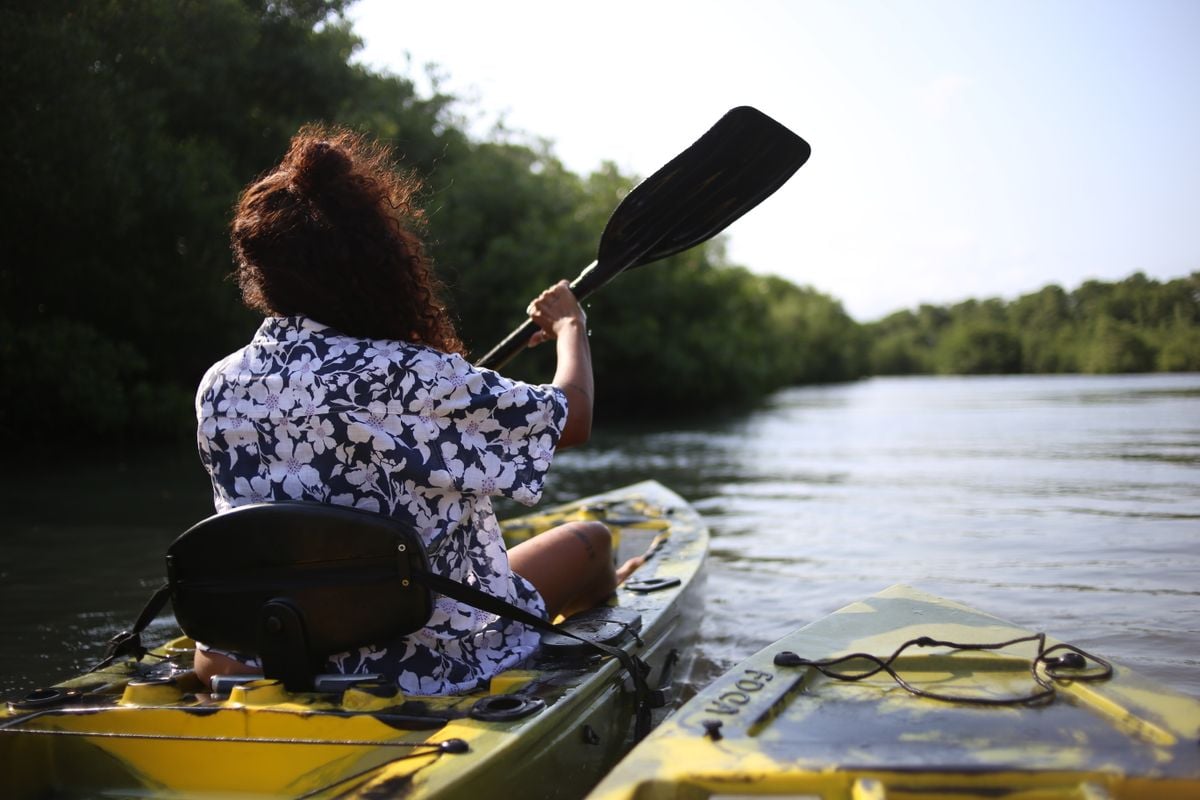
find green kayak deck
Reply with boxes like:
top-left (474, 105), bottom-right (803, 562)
top-left (587, 584), bottom-right (1200, 800)
top-left (0, 481), bottom-right (710, 800)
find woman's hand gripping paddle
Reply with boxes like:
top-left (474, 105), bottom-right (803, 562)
top-left (475, 106), bottom-right (811, 370)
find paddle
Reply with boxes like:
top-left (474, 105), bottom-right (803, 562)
top-left (474, 106), bottom-right (811, 370)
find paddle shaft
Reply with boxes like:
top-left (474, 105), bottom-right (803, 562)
top-left (475, 261), bottom-right (601, 371)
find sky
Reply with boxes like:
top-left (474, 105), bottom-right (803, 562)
top-left (347, 0), bottom-right (1200, 321)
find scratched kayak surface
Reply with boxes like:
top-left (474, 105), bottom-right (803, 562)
top-left (0, 481), bottom-right (708, 800)
top-left (586, 584), bottom-right (1200, 800)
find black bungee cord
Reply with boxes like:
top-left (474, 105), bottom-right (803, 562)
top-left (774, 632), bottom-right (1113, 706)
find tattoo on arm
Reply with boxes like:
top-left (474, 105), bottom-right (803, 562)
top-left (564, 382), bottom-right (592, 404)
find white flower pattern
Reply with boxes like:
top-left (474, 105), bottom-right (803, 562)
top-left (195, 316), bottom-right (567, 694)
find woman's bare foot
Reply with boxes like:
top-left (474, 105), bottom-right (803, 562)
top-left (194, 648), bottom-right (258, 691)
top-left (615, 555), bottom-right (646, 584)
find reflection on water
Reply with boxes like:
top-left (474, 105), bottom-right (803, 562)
top-left (546, 373), bottom-right (1200, 697)
top-left (2, 373), bottom-right (1198, 698)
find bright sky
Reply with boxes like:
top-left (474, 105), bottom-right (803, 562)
top-left (348, 0), bottom-right (1200, 321)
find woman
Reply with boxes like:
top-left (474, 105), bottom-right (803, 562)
top-left (194, 125), bottom-right (640, 693)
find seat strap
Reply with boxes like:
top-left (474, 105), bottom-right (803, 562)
top-left (89, 581), bottom-right (172, 673)
top-left (414, 568), bottom-right (653, 740)
top-left (96, 568), bottom-right (655, 740)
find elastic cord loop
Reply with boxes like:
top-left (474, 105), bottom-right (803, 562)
top-left (774, 633), bottom-right (1112, 706)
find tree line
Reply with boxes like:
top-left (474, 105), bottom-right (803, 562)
top-left (867, 272), bottom-right (1200, 376)
top-left (0, 0), bottom-right (864, 444)
top-left (0, 2), bottom-right (1193, 446)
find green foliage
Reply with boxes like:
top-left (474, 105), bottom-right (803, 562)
top-left (9, 3), bottom-right (1189, 446)
top-left (1157, 324), bottom-right (1200, 371)
top-left (935, 324), bottom-right (1022, 374)
top-left (865, 272), bottom-right (1200, 376)
top-left (768, 277), bottom-right (868, 384)
top-left (0, 1), bottom-right (868, 444)
top-left (1, 0), bottom-right (369, 440)
top-left (589, 253), bottom-right (779, 412)
top-left (429, 142), bottom-right (597, 355)
top-left (1079, 319), bottom-right (1155, 374)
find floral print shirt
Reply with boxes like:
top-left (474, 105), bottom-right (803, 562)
top-left (195, 316), bottom-right (567, 694)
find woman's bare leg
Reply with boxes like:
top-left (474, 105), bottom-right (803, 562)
top-left (510, 520), bottom-right (640, 619)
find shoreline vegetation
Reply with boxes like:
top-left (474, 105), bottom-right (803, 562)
top-left (2, 2), bottom-right (1197, 445)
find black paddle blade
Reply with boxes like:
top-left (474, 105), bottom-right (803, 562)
top-left (574, 106), bottom-right (810, 297)
top-left (476, 107), bottom-right (810, 370)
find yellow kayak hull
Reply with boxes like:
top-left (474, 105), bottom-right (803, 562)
top-left (1, 481), bottom-right (709, 800)
top-left (587, 585), bottom-right (1200, 800)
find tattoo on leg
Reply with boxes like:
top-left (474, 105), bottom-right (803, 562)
top-left (571, 527), bottom-right (597, 559)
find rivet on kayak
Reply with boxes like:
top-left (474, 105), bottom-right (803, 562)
top-left (439, 738), bottom-right (469, 754)
top-left (702, 719), bottom-right (723, 741)
top-left (774, 651), bottom-right (803, 667)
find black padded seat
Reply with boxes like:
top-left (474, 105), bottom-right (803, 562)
top-left (167, 502), bottom-right (433, 691)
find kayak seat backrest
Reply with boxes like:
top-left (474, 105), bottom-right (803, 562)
top-left (166, 502), bottom-right (432, 691)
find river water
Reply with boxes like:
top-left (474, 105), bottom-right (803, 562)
top-left (2, 373), bottom-right (1198, 699)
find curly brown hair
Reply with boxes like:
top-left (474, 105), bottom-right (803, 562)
top-left (231, 125), bottom-right (464, 354)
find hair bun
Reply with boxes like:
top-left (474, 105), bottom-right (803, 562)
top-left (290, 140), bottom-right (352, 196)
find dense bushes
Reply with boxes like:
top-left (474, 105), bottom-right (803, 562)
top-left (0, 1), bottom-right (863, 443)
top-left (866, 273), bottom-right (1200, 376)
top-left (1, 4), bottom-right (1193, 446)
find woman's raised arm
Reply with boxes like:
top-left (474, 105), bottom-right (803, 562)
top-left (526, 280), bottom-right (593, 449)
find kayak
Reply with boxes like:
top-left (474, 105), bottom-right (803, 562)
top-left (587, 584), bottom-right (1200, 800)
top-left (0, 480), bottom-right (709, 800)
